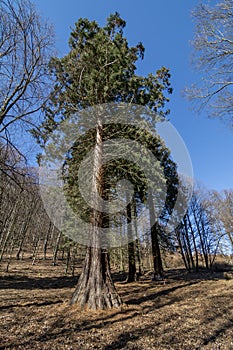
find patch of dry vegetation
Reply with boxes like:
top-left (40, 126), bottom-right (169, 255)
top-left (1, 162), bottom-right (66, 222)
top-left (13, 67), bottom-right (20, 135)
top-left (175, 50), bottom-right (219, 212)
top-left (0, 259), bottom-right (232, 350)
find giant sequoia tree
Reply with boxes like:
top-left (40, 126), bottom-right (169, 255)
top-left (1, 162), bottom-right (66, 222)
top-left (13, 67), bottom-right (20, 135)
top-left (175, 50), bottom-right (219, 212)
top-left (36, 13), bottom-right (174, 310)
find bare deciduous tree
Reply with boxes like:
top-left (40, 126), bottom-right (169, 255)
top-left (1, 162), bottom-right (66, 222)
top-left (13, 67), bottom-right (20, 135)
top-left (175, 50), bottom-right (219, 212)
top-left (186, 0), bottom-right (233, 127)
top-left (176, 188), bottom-right (226, 271)
top-left (0, 0), bottom-right (54, 165)
top-left (208, 189), bottom-right (233, 251)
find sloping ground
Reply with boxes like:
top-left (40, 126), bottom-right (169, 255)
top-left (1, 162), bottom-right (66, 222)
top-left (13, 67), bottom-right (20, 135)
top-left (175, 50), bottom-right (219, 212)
top-left (0, 260), bottom-right (232, 350)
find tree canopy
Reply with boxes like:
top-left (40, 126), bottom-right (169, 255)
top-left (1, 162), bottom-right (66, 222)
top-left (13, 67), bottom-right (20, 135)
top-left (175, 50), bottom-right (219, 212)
top-left (36, 12), bottom-right (172, 142)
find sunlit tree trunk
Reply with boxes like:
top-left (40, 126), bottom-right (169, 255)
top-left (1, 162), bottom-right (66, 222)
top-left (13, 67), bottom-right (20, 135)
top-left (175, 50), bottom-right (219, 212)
top-left (71, 119), bottom-right (122, 310)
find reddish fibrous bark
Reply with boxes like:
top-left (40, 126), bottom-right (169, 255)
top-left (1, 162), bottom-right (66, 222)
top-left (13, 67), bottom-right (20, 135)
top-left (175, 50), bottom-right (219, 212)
top-left (71, 118), bottom-right (122, 310)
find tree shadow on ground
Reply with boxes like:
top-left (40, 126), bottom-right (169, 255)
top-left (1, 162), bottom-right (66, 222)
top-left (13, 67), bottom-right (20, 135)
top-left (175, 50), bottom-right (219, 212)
top-left (202, 318), bottom-right (233, 346)
top-left (0, 275), bottom-right (78, 290)
top-left (102, 299), bottom-right (233, 350)
top-left (0, 268), bottom-right (230, 349)
top-left (0, 299), bottom-right (63, 311)
top-left (6, 278), bottom-right (205, 349)
top-left (125, 280), bottom-right (201, 306)
top-left (103, 330), bottom-right (141, 350)
top-left (102, 314), bottom-right (233, 350)
top-left (162, 268), bottom-right (225, 281)
top-left (0, 268), bottom-right (224, 291)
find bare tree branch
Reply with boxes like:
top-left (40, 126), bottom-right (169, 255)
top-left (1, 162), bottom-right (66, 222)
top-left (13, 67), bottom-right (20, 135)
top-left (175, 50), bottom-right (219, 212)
top-left (186, 0), bottom-right (233, 127)
top-left (0, 0), bottom-right (54, 147)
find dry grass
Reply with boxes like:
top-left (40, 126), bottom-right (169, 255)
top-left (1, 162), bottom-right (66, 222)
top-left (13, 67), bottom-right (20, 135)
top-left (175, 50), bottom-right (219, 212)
top-left (0, 258), bottom-right (233, 350)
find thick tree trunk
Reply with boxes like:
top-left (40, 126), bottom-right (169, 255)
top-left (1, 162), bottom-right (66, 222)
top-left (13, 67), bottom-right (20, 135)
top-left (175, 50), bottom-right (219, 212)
top-left (71, 247), bottom-right (122, 309)
top-left (71, 117), bottom-right (122, 310)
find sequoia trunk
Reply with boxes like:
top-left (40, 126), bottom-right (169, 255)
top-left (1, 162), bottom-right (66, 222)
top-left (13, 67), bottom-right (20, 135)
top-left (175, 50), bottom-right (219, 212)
top-left (71, 118), bottom-right (122, 310)
top-left (70, 246), bottom-right (122, 309)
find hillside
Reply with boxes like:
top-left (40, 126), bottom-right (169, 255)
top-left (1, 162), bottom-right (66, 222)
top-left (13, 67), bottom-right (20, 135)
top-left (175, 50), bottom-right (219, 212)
top-left (0, 258), bottom-right (232, 350)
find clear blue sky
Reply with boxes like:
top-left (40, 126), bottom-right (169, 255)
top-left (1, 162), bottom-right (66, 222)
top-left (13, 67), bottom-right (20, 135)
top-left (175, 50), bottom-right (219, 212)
top-left (33, 0), bottom-right (233, 191)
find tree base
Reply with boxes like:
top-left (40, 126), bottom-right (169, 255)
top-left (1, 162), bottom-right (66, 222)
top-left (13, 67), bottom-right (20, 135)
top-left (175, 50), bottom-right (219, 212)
top-left (70, 247), bottom-right (122, 310)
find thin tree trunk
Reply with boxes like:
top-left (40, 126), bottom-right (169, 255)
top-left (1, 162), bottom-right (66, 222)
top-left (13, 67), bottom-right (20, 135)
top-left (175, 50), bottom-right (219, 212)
top-left (135, 239), bottom-right (144, 276)
top-left (187, 214), bottom-right (199, 271)
top-left (148, 190), bottom-right (164, 279)
top-left (53, 230), bottom-right (61, 266)
top-left (127, 197), bottom-right (136, 282)
top-left (16, 198), bottom-right (39, 260)
top-left (32, 238), bottom-right (40, 265)
top-left (119, 218), bottom-right (125, 272)
top-left (119, 247), bottom-right (125, 272)
top-left (133, 198), bottom-right (144, 276)
top-left (65, 245), bottom-right (71, 275)
top-left (198, 214), bottom-right (209, 269)
top-left (0, 206), bottom-right (19, 261)
top-left (43, 221), bottom-right (52, 260)
top-left (183, 237), bottom-right (192, 271)
top-left (184, 215), bottom-right (196, 270)
top-left (0, 193), bottom-right (22, 261)
top-left (176, 227), bottom-right (190, 271)
top-left (16, 221), bottom-right (27, 260)
top-left (71, 244), bottom-right (77, 277)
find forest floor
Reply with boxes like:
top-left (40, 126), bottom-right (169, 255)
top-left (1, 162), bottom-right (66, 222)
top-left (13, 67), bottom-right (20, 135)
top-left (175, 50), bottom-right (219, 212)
top-left (0, 258), bottom-right (233, 350)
